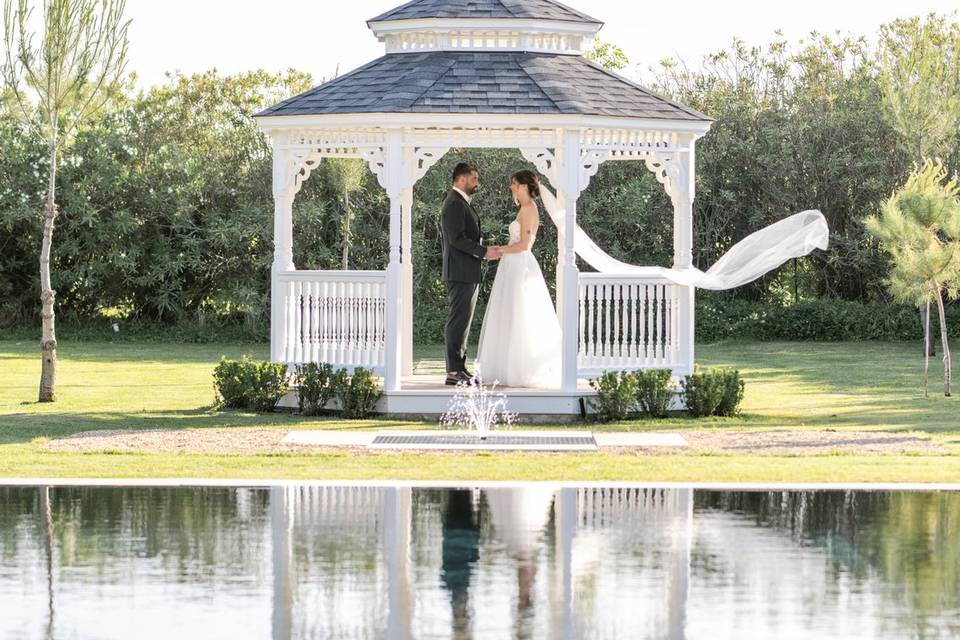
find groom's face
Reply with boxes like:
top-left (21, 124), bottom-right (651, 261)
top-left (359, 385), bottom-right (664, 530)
top-left (462, 170), bottom-right (480, 196)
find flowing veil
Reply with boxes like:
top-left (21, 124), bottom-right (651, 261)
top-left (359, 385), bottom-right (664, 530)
top-left (538, 187), bottom-right (829, 290)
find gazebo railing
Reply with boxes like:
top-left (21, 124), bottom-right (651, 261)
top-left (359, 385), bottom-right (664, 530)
top-left (275, 270), bottom-right (387, 373)
top-left (577, 274), bottom-right (684, 375)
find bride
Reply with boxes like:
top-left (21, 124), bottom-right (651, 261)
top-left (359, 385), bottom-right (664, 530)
top-left (476, 170), bottom-right (562, 389)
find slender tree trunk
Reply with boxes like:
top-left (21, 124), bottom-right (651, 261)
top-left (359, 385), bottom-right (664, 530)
top-left (41, 485), bottom-right (55, 639)
top-left (39, 140), bottom-right (59, 402)
top-left (341, 189), bottom-right (351, 270)
top-left (934, 286), bottom-right (952, 396)
top-left (923, 302), bottom-right (930, 398)
top-left (921, 302), bottom-right (936, 357)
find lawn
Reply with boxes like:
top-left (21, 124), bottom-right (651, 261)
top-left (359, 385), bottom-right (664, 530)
top-left (1, 339), bottom-right (958, 482)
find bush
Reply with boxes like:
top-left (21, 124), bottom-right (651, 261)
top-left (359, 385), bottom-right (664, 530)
top-left (681, 365), bottom-right (745, 417)
top-left (714, 368), bottom-right (746, 417)
top-left (213, 356), bottom-right (290, 412)
top-left (294, 362), bottom-right (336, 415)
top-left (588, 371), bottom-right (638, 423)
top-left (633, 368), bottom-right (674, 418)
top-left (332, 367), bottom-right (383, 419)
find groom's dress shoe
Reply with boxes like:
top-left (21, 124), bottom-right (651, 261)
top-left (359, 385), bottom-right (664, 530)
top-left (445, 371), bottom-right (475, 386)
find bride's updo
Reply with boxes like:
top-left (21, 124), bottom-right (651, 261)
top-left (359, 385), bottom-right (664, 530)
top-left (511, 170), bottom-right (540, 199)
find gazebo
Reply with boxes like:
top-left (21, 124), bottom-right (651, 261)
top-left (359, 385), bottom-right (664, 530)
top-left (253, 0), bottom-right (713, 416)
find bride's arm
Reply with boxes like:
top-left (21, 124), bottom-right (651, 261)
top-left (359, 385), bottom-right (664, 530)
top-left (501, 206), bottom-right (538, 254)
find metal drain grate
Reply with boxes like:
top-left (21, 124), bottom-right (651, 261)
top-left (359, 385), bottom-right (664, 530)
top-left (369, 433), bottom-right (597, 451)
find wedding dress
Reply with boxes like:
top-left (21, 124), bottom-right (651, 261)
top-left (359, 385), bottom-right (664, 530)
top-left (475, 215), bottom-right (562, 389)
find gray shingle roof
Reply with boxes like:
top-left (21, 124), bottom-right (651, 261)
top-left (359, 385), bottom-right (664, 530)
top-left (369, 0), bottom-right (601, 24)
top-left (256, 52), bottom-right (710, 121)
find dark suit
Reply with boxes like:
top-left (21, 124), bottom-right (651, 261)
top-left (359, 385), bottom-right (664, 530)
top-left (440, 189), bottom-right (486, 373)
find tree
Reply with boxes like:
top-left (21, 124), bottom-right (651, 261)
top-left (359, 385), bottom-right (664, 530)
top-left (866, 160), bottom-right (960, 397)
top-left (584, 36), bottom-right (629, 71)
top-left (2, 0), bottom-right (130, 401)
top-left (876, 14), bottom-right (960, 359)
top-left (327, 158), bottom-right (367, 270)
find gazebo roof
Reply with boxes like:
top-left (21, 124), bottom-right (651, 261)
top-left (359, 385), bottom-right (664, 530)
top-left (368, 0), bottom-right (602, 25)
top-left (255, 52), bottom-right (710, 121)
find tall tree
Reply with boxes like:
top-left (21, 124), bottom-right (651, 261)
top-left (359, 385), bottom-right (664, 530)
top-left (327, 158), bottom-right (367, 270)
top-left (876, 14), bottom-right (960, 359)
top-left (866, 160), bottom-right (960, 397)
top-left (2, 0), bottom-right (130, 401)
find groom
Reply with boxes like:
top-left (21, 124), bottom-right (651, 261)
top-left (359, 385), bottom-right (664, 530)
top-left (441, 163), bottom-right (503, 386)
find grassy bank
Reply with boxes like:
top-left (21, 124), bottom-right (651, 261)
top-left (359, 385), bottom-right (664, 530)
top-left (1, 339), bottom-right (957, 482)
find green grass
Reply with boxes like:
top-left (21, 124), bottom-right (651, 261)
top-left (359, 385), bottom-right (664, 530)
top-left (1, 339), bottom-right (959, 482)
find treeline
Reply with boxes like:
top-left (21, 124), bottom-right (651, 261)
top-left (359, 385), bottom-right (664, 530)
top-left (1, 23), bottom-right (958, 341)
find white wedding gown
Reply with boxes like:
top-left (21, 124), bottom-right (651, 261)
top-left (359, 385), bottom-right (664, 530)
top-left (476, 217), bottom-right (562, 389)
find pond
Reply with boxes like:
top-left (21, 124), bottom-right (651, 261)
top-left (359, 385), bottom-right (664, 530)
top-left (1, 485), bottom-right (958, 639)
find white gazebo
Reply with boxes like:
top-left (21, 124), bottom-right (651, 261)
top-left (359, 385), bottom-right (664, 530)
top-left (253, 0), bottom-right (713, 416)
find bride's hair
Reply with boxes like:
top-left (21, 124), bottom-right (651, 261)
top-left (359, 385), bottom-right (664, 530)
top-left (511, 170), bottom-right (540, 200)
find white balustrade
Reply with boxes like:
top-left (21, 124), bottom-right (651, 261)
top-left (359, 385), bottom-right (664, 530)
top-left (577, 274), bottom-right (685, 375)
top-left (275, 270), bottom-right (387, 373)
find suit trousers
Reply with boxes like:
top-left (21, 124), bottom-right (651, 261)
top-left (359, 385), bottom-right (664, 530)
top-left (444, 281), bottom-right (479, 374)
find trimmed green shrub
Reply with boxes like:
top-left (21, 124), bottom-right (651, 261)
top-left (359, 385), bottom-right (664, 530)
top-left (332, 367), bottom-right (383, 419)
top-left (213, 356), bottom-right (289, 412)
top-left (714, 368), bottom-right (746, 417)
top-left (294, 362), bottom-right (336, 415)
top-left (588, 371), bottom-right (638, 423)
top-left (681, 365), bottom-right (745, 417)
top-left (633, 368), bottom-right (674, 418)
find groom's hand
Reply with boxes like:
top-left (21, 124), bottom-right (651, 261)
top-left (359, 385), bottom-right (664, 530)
top-left (484, 246), bottom-right (502, 261)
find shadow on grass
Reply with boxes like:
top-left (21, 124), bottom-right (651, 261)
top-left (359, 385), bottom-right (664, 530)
top-left (0, 407), bottom-right (431, 447)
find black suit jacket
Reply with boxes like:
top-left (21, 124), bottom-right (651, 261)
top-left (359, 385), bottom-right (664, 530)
top-left (441, 189), bottom-right (486, 283)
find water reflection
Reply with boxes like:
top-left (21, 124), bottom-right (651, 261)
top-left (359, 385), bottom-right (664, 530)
top-left (0, 486), bottom-right (958, 639)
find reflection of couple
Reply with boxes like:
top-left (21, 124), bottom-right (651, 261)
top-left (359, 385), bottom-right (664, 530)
top-left (441, 163), bottom-right (562, 389)
top-left (440, 488), bottom-right (555, 638)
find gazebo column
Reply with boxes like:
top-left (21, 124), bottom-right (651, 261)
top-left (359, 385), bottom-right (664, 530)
top-left (401, 185), bottom-right (415, 377)
top-left (558, 129), bottom-right (582, 392)
top-left (673, 142), bottom-right (696, 375)
top-left (384, 129), bottom-right (405, 392)
top-left (270, 147), bottom-right (296, 363)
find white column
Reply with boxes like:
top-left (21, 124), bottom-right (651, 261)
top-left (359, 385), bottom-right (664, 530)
top-left (271, 147), bottom-right (296, 363)
top-left (552, 487), bottom-right (577, 639)
top-left (554, 190), bottom-right (566, 322)
top-left (384, 130), bottom-right (405, 392)
top-left (271, 486), bottom-right (293, 640)
top-left (559, 129), bottom-right (581, 392)
top-left (384, 487), bottom-right (413, 639)
top-left (401, 185), bottom-right (414, 377)
top-left (673, 141), bottom-right (696, 375)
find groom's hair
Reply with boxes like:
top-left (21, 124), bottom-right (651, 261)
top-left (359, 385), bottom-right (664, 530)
top-left (452, 162), bottom-right (478, 184)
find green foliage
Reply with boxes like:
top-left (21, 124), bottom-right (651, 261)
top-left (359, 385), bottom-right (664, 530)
top-left (588, 371), bottom-right (638, 422)
top-left (713, 368), bottom-right (746, 417)
top-left (633, 368), bottom-right (674, 418)
top-left (680, 367), bottom-right (727, 418)
top-left (213, 356), bottom-right (289, 412)
top-left (331, 367), bottom-right (383, 419)
top-left (694, 294), bottom-right (960, 342)
top-left (877, 15), bottom-right (960, 163)
top-left (294, 362), bottom-right (336, 416)
top-left (584, 36), bottom-right (630, 71)
top-left (865, 160), bottom-right (960, 307)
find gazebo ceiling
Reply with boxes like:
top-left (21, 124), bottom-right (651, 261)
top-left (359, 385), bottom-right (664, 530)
top-left (368, 0), bottom-right (602, 25)
top-left (255, 52), bottom-right (710, 121)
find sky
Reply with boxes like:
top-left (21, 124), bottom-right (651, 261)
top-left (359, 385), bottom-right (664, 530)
top-left (124, 0), bottom-right (959, 87)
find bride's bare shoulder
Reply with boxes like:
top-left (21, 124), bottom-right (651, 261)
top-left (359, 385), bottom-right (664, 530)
top-left (519, 201), bottom-right (539, 220)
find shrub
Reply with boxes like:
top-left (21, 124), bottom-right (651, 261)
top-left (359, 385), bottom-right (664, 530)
top-left (682, 365), bottom-right (745, 417)
top-left (714, 368), bottom-right (746, 417)
top-left (633, 368), bottom-right (674, 418)
top-left (332, 367), bottom-right (383, 419)
top-left (213, 356), bottom-right (290, 412)
top-left (294, 362), bottom-right (336, 415)
top-left (588, 371), bottom-right (638, 422)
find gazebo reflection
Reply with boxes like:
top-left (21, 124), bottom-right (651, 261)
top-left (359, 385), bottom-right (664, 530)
top-left (269, 485), bottom-right (694, 640)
